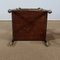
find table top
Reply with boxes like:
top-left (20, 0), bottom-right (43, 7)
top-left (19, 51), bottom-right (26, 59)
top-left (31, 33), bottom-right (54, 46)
top-left (8, 8), bottom-right (52, 14)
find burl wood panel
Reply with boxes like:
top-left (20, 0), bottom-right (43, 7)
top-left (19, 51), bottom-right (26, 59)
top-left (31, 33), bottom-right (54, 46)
top-left (12, 11), bottom-right (47, 41)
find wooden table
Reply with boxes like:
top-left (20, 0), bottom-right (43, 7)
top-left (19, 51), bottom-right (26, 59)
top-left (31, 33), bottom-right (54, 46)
top-left (8, 8), bottom-right (52, 46)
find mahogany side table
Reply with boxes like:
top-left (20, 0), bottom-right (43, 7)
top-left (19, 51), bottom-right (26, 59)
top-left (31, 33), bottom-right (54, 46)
top-left (8, 8), bottom-right (52, 46)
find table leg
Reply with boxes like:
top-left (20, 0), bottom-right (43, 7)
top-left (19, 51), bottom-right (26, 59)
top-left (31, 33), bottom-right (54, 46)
top-left (8, 39), bottom-right (16, 46)
top-left (44, 40), bottom-right (49, 47)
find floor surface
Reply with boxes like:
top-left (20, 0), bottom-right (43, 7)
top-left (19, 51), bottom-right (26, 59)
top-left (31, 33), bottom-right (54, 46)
top-left (0, 20), bottom-right (60, 60)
